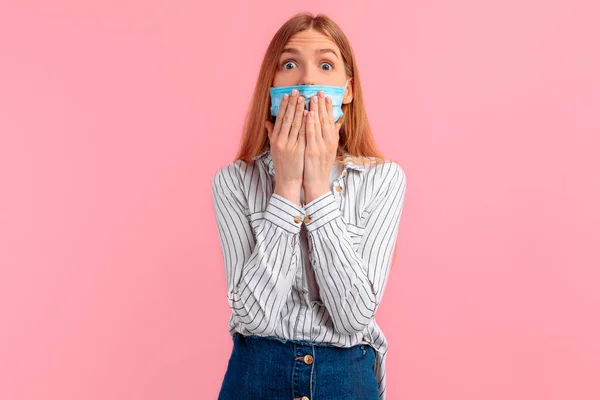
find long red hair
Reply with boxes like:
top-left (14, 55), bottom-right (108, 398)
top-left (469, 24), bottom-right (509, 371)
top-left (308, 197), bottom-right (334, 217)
top-left (234, 12), bottom-right (401, 266)
top-left (234, 11), bottom-right (397, 167)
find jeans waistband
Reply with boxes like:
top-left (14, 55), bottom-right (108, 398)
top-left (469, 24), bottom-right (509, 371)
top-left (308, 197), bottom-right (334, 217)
top-left (237, 332), bottom-right (339, 347)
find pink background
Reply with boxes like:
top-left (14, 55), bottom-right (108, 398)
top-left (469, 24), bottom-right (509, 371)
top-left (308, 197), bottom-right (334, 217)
top-left (1, 1), bottom-right (599, 399)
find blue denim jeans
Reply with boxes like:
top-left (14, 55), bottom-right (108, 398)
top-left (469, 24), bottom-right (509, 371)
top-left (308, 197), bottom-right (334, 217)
top-left (218, 332), bottom-right (379, 399)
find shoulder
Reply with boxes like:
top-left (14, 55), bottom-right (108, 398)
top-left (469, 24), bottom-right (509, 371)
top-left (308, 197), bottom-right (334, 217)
top-left (211, 160), bottom-right (257, 213)
top-left (211, 159), bottom-right (253, 191)
top-left (362, 157), bottom-right (407, 191)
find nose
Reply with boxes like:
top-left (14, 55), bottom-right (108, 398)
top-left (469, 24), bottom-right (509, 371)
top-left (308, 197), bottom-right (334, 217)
top-left (298, 75), bottom-right (315, 86)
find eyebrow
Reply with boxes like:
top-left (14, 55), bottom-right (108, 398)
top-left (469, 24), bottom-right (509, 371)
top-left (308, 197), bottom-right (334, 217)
top-left (281, 47), bottom-right (340, 60)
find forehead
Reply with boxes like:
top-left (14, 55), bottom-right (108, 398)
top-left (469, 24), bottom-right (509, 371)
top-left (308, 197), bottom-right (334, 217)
top-left (284, 29), bottom-right (340, 54)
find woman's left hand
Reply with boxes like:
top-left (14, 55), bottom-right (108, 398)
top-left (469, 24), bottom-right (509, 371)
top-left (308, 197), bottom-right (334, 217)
top-left (302, 90), bottom-right (342, 194)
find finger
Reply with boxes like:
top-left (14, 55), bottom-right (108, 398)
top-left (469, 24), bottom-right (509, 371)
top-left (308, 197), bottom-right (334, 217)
top-left (310, 94), bottom-right (321, 140)
top-left (278, 90), bottom-right (299, 144)
top-left (326, 96), bottom-right (334, 126)
top-left (306, 110), bottom-right (316, 150)
top-left (328, 98), bottom-right (340, 141)
top-left (288, 95), bottom-right (305, 144)
top-left (298, 109), bottom-right (307, 148)
top-left (318, 92), bottom-right (330, 140)
top-left (272, 92), bottom-right (291, 142)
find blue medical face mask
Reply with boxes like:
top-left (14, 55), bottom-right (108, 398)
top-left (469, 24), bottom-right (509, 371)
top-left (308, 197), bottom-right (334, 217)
top-left (269, 79), bottom-right (350, 123)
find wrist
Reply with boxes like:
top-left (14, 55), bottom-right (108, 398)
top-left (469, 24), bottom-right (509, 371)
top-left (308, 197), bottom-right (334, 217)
top-left (303, 181), bottom-right (330, 204)
top-left (274, 183), bottom-right (302, 207)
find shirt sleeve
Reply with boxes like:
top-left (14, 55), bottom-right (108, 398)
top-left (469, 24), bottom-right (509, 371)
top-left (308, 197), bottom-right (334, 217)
top-left (211, 162), bottom-right (306, 336)
top-left (304, 162), bottom-right (406, 335)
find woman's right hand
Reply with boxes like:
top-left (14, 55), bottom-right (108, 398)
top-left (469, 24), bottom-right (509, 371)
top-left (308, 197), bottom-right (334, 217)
top-left (264, 89), bottom-right (308, 186)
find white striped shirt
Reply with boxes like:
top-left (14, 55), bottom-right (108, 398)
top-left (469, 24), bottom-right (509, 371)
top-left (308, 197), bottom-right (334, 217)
top-left (211, 149), bottom-right (406, 399)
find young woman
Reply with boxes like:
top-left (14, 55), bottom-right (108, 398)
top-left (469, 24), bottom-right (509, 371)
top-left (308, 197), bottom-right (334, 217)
top-left (212, 12), bottom-right (407, 400)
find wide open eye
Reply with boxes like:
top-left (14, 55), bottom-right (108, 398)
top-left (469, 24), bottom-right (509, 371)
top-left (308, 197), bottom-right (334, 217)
top-left (280, 60), bottom-right (334, 71)
top-left (282, 61), bottom-right (296, 70)
top-left (320, 62), bottom-right (333, 71)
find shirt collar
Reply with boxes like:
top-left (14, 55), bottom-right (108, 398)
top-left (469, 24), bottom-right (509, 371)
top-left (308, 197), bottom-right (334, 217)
top-left (252, 149), bottom-right (366, 177)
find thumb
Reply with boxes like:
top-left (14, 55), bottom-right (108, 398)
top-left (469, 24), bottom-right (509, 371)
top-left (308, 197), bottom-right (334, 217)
top-left (335, 122), bottom-right (342, 136)
top-left (265, 121), bottom-right (274, 141)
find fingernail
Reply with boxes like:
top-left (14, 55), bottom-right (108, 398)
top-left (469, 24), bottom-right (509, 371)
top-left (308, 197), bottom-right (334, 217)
top-left (283, 93), bottom-right (289, 100)
top-left (292, 89), bottom-right (298, 96)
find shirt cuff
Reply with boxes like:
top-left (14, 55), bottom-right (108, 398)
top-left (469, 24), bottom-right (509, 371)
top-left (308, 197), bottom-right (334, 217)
top-left (303, 191), bottom-right (341, 233)
top-left (264, 193), bottom-right (306, 234)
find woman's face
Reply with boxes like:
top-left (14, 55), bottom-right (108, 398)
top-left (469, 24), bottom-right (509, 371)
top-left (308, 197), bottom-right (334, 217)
top-left (273, 28), bottom-right (353, 105)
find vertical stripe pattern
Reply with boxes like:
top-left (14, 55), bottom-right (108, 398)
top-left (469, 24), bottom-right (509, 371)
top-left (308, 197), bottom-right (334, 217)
top-left (211, 150), bottom-right (406, 400)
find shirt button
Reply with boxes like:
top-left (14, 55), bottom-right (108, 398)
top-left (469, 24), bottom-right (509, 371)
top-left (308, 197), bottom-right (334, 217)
top-left (342, 170), bottom-right (347, 178)
top-left (293, 216), bottom-right (302, 224)
top-left (303, 216), bottom-right (312, 224)
top-left (303, 354), bottom-right (313, 364)
top-left (335, 185), bottom-right (343, 192)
